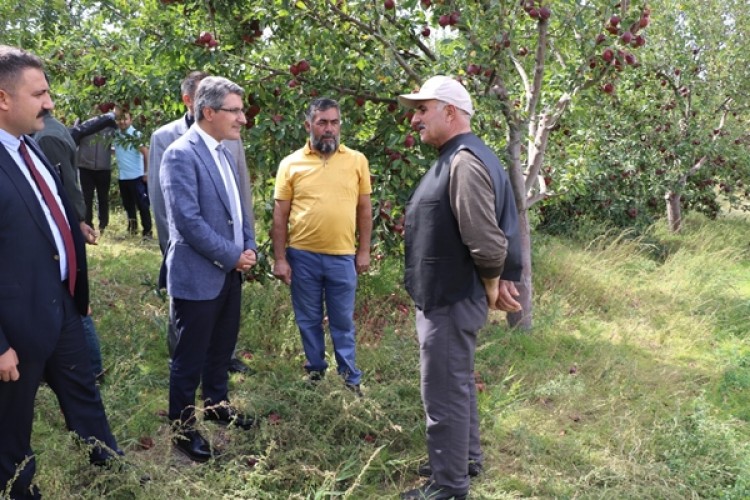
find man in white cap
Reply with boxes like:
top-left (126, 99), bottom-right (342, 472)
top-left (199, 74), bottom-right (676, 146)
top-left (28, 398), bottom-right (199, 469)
top-left (398, 75), bottom-right (523, 500)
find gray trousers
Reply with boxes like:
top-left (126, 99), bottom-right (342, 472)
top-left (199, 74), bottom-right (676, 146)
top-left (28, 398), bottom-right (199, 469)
top-left (416, 295), bottom-right (487, 493)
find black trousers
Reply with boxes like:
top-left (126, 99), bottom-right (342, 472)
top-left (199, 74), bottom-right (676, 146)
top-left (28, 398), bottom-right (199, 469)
top-left (169, 272), bottom-right (242, 424)
top-left (79, 168), bottom-right (111, 230)
top-left (0, 286), bottom-right (121, 499)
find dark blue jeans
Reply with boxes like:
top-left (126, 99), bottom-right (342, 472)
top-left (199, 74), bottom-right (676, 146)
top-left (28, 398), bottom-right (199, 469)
top-left (287, 248), bottom-right (361, 385)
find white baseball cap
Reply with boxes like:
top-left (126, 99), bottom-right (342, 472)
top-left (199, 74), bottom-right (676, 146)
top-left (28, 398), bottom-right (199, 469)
top-left (398, 75), bottom-right (474, 117)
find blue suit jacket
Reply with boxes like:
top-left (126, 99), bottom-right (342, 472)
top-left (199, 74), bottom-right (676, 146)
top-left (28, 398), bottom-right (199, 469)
top-left (0, 136), bottom-right (89, 360)
top-left (148, 115), bottom-right (253, 252)
top-left (160, 126), bottom-right (256, 301)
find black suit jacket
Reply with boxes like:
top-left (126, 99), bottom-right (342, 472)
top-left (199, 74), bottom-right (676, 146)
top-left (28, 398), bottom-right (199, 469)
top-left (0, 136), bottom-right (89, 360)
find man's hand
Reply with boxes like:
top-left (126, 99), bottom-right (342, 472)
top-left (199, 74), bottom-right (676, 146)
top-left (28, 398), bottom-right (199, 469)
top-left (0, 348), bottom-right (20, 382)
top-left (80, 222), bottom-right (98, 245)
top-left (235, 250), bottom-right (257, 273)
top-left (355, 248), bottom-right (370, 274)
top-left (272, 259), bottom-right (292, 285)
top-left (496, 280), bottom-right (522, 312)
top-left (482, 278), bottom-right (522, 312)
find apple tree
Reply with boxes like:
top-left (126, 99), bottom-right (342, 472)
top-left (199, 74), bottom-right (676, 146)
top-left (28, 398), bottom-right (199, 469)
top-left (6, 0), bottom-right (748, 330)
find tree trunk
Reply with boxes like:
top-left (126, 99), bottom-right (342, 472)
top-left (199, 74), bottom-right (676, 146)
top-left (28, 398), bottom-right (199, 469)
top-left (507, 208), bottom-right (533, 330)
top-left (665, 190), bottom-right (682, 232)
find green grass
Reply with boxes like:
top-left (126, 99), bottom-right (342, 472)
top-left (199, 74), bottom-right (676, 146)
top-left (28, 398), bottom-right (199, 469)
top-left (23, 210), bottom-right (750, 499)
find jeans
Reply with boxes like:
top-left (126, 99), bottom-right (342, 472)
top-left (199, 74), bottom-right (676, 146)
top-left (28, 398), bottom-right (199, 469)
top-left (287, 248), bottom-right (361, 385)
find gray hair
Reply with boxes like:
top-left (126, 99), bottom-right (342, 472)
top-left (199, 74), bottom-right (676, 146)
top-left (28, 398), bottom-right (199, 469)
top-left (305, 98), bottom-right (340, 122)
top-left (181, 70), bottom-right (208, 100)
top-left (0, 46), bottom-right (44, 93)
top-left (194, 76), bottom-right (244, 121)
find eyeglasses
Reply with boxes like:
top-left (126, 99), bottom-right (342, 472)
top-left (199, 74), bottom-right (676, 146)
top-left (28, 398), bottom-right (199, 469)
top-left (216, 107), bottom-right (245, 116)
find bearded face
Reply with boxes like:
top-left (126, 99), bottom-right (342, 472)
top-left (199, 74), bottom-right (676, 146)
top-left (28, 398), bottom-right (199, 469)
top-left (307, 106), bottom-right (341, 155)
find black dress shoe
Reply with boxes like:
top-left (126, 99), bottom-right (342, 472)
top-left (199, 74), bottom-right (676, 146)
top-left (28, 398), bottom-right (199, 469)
top-left (401, 480), bottom-right (467, 500)
top-left (418, 460), bottom-right (482, 478)
top-left (228, 357), bottom-right (253, 374)
top-left (204, 405), bottom-right (256, 430)
top-left (172, 428), bottom-right (214, 462)
top-left (345, 383), bottom-right (363, 397)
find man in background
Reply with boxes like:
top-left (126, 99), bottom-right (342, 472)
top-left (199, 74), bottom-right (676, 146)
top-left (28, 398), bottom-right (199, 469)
top-left (76, 111), bottom-right (115, 234)
top-left (114, 110), bottom-right (152, 239)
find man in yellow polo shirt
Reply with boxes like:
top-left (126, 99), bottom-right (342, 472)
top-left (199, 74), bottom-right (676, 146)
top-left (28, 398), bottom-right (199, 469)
top-left (271, 98), bottom-right (372, 395)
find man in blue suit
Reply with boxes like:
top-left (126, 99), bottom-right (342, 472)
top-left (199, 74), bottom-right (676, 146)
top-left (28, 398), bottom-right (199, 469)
top-left (0, 46), bottom-right (122, 499)
top-left (161, 76), bottom-right (257, 462)
top-left (149, 71), bottom-right (254, 374)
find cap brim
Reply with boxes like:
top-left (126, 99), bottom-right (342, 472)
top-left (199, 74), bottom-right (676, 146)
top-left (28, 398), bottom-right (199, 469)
top-left (398, 94), bottom-right (430, 108)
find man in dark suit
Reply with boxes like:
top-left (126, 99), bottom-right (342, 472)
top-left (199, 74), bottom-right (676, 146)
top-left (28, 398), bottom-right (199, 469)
top-left (149, 71), bottom-right (253, 374)
top-left (0, 46), bottom-right (122, 499)
top-left (161, 76), bottom-right (257, 462)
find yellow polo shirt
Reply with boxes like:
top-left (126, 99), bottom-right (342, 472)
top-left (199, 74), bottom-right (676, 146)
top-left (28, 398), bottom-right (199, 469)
top-left (274, 142), bottom-right (371, 255)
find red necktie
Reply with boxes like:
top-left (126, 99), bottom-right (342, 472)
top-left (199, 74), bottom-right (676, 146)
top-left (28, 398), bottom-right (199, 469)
top-left (18, 140), bottom-right (77, 295)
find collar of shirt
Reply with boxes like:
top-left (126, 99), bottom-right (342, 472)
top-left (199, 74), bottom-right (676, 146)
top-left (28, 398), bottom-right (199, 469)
top-left (0, 127), bottom-right (22, 153)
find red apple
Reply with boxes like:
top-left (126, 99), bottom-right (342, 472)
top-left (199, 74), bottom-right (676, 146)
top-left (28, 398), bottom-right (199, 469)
top-left (609, 15), bottom-right (620, 26)
top-left (438, 14), bottom-right (450, 27)
top-left (466, 63), bottom-right (481, 75)
top-left (639, 16), bottom-right (649, 28)
top-left (297, 59), bottom-right (310, 72)
top-left (384, 0), bottom-right (395, 9)
top-left (421, 26), bottom-right (431, 37)
top-left (404, 134), bottom-right (415, 148)
top-left (449, 11), bottom-right (460, 25)
top-left (602, 48), bottom-right (614, 62)
top-left (620, 31), bottom-right (633, 44)
top-left (247, 104), bottom-right (261, 117)
top-left (290, 63), bottom-right (300, 76)
top-left (528, 7), bottom-right (539, 19)
top-left (602, 82), bottom-right (614, 94)
top-left (92, 75), bottom-right (106, 87)
top-left (595, 33), bottom-right (606, 45)
top-left (539, 6), bottom-right (551, 20)
top-left (198, 31), bottom-right (213, 45)
top-left (421, 0), bottom-right (431, 6)
top-left (355, 96), bottom-right (366, 107)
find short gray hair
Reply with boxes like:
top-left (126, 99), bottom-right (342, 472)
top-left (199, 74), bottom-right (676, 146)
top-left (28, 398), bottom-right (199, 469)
top-left (194, 76), bottom-right (244, 121)
top-left (305, 98), bottom-right (340, 122)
